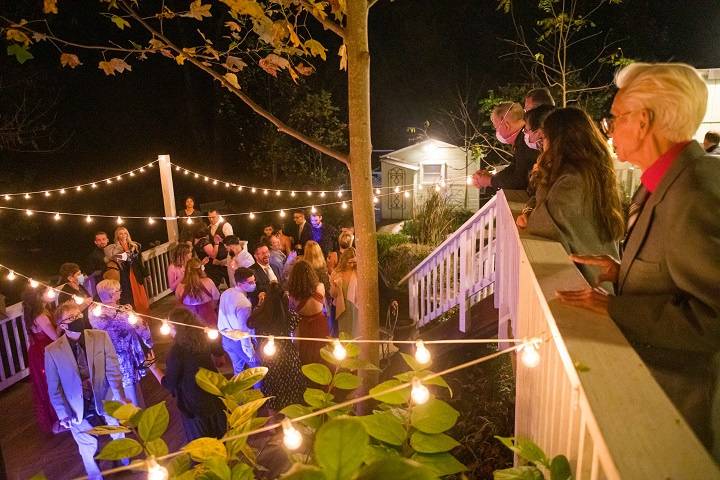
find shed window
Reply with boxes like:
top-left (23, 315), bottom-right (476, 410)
top-left (421, 164), bottom-right (444, 185)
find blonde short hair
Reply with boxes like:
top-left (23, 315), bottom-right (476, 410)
top-left (96, 279), bottom-right (121, 303)
top-left (492, 102), bottom-right (525, 123)
top-left (615, 62), bottom-right (707, 142)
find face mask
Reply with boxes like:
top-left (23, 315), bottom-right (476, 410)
top-left (496, 130), bottom-right (512, 145)
top-left (77, 274), bottom-right (86, 285)
top-left (64, 315), bottom-right (86, 333)
top-left (240, 283), bottom-right (256, 293)
top-left (524, 131), bottom-right (540, 150)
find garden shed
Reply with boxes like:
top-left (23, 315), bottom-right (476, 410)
top-left (379, 139), bottom-right (479, 220)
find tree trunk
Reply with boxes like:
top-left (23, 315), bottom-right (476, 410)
top-left (346, 1), bottom-right (380, 404)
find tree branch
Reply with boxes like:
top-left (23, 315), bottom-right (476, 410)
top-left (298, 0), bottom-right (346, 39)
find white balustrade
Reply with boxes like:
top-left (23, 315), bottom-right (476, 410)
top-left (141, 241), bottom-right (174, 304)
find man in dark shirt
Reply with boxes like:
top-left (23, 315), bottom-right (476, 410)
top-left (309, 210), bottom-right (338, 259)
top-left (85, 231), bottom-right (108, 299)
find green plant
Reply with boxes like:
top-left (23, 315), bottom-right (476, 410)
top-left (379, 243), bottom-right (434, 287)
top-left (408, 190), bottom-right (462, 247)
top-left (377, 233), bottom-right (411, 261)
top-left (493, 436), bottom-right (572, 480)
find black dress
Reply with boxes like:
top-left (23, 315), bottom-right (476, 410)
top-left (249, 296), bottom-right (305, 411)
top-left (161, 344), bottom-right (227, 441)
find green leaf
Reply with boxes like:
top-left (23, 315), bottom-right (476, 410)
top-left (95, 438), bottom-right (143, 460)
top-left (304, 39), bottom-right (327, 60)
top-left (410, 432), bottom-right (460, 453)
top-left (228, 366), bottom-right (268, 391)
top-left (183, 437), bottom-right (227, 462)
top-left (400, 352), bottom-right (427, 371)
top-left (84, 425), bottom-right (131, 436)
top-left (28, 473), bottom-right (47, 480)
top-left (369, 380), bottom-right (410, 405)
top-left (302, 363), bottom-right (333, 385)
top-left (314, 418), bottom-right (368, 480)
top-left (111, 403), bottom-right (141, 422)
top-left (231, 462), bottom-right (254, 480)
top-left (7, 44), bottom-right (34, 64)
top-left (205, 456), bottom-right (231, 480)
top-left (320, 346), bottom-right (341, 366)
top-left (394, 371), bottom-right (452, 396)
top-left (110, 15), bottom-right (131, 30)
top-left (363, 444), bottom-right (400, 465)
top-left (494, 466), bottom-right (544, 480)
top-left (281, 463), bottom-right (327, 479)
top-left (280, 403), bottom-right (321, 429)
top-left (495, 436), bottom-right (549, 467)
top-left (410, 399), bottom-right (459, 434)
top-left (359, 412), bottom-right (406, 446)
top-left (196, 367), bottom-right (229, 396)
top-left (341, 357), bottom-right (380, 371)
top-left (550, 455), bottom-right (572, 480)
top-left (103, 400), bottom-right (124, 416)
top-left (228, 397), bottom-right (270, 428)
top-left (146, 438), bottom-right (169, 457)
top-left (333, 372), bottom-right (361, 390)
top-left (411, 452), bottom-right (466, 476)
top-left (355, 458), bottom-right (437, 480)
top-left (138, 401), bottom-right (169, 442)
top-left (304, 388), bottom-right (334, 408)
top-left (167, 453), bottom-right (192, 476)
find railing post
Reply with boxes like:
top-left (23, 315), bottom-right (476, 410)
top-left (458, 230), bottom-right (468, 332)
top-left (158, 154), bottom-right (178, 244)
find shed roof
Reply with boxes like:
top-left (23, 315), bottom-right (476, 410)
top-left (380, 139), bottom-right (466, 166)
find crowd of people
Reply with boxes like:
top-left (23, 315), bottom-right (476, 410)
top-left (473, 63), bottom-right (720, 461)
top-left (21, 201), bottom-right (358, 478)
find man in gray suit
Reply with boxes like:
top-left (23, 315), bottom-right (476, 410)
top-left (45, 303), bottom-right (129, 479)
top-left (559, 63), bottom-right (720, 459)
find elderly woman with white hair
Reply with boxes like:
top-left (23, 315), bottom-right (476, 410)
top-left (90, 279), bottom-right (154, 407)
top-left (559, 62), bottom-right (720, 459)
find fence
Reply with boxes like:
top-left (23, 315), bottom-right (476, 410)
top-left (0, 241), bottom-right (175, 392)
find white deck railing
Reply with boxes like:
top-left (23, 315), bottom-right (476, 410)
top-left (0, 241), bottom-right (175, 392)
top-left (400, 196), bottom-right (498, 331)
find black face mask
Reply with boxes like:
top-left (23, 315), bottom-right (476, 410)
top-left (63, 315), bottom-right (86, 333)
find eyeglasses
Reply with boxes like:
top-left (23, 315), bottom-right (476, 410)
top-left (600, 109), bottom-right (651, 135)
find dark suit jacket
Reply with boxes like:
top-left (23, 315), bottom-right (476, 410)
top-left (248, 262), bottom-right (281, 306)
top-left (491, 127), bottom-right (539, 190)
top-left (291, 221), bottom-right (313, 252)
top-left (608, 141), bottom-right (720, 453)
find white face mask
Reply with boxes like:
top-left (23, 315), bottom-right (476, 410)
top-left (76, 274), bottom-right (86, 285)
top-left (496, 130), bottom-right (512, 145)
top-left (524, 131), bottom-right (540, 150)
top-left (240, 283), bottom-right (256, 293)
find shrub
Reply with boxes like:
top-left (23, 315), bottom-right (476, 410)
top-left (377, 232), bottom-right (411, 261)
top-left (380, 243), bottom-right (434, 287)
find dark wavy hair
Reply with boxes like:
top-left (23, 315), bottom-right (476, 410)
top-left (22, 287), bottom-right (53, 341)
top-left (169, 307), bottom-right (209, 354)
top-left (287, 259), bottom-right (319, 300)
top-left (534, 107), bottom-right (625, 242)
top-left (248, 282), bottom-right (289, 333)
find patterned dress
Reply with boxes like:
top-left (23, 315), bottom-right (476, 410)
top-left (90, 307), bottom-right (153, 387)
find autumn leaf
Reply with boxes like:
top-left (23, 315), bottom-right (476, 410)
top-left (329, 0), bottom-right (346, 20)
top-left (110, 15), bottom-right (131, 30)
top-left (43, 0), bottom-right (58, 14)
top-left (338, 43), bottom-right (347, 71)
top-left (175, 54), bottom-right (187, 65)
top-left (148, 38), bottom-right (166, 50)
top-left (32, 32), bottom-right (48, 42)
top-left (221, 0), bottom-right (265, 19)
top-left (60, 53), bottom-right (82, 68)
top-left (287, 24), bottom-right (301, 47)
top-left (287, 65), bottom-right (299, 84)
top-left (295, 63), bottom-right (314, 76)
top-left (225, 21), bottom-right (241, 32)
top-left (223, 72), bottom-right (241, 90)
top-left (98, 58), bottom-right (132, 76)
top-left (184, 0), bottom-right (212, 21)
top-left (225, 56), bottom-right (247, 72)
top-left (7, 44), bottom-right (33, 64)
top-left (304, 39), bottom-right (327, 60)
top-left (258, 53), bottom-right (290, 77)
top-left (6, 29), bottom-right (31, 47)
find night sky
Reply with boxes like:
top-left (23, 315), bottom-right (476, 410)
top-left (1, 0), bottom-right (720, 284)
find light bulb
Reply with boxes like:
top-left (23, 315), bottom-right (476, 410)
top-left (332, 339), bottom-right (347, 361)
top-left (202, 176), bottom-right (208, 182)
top-left (225, 183), bottom-right (230, 188)
top-left (373, 197), bottom-right (379, 204)
top-left (404, 191), bottom-right (410, 198)
top-left (194, 173), bottom-right (199, 178)
top-left (411, 377), bottom-right (430, 404)
top-left (306, 190), bottom-right (312, 196)
top-left (116, 217), bottom-right (124, 225)
top-left (140, 167), bottom-right (146, 173)
top-left (45, 289), bottom-right (57, 301)
top-left (127, 312), bottom-right (139, 325)
top-left (24, 193), bottom-right (31, 199)
top-left (520, 342), bottom-right (541, 368)
top-left (291, 191), bottom-right (296, 197)
top-left (6, 271), bottom-right (15, 280)
top-left (106, 179), bottom-right (112, 184)
top-left (91, 183), bottom-right (97, 189)
top-left (320, 191), bottom-right (326, 197)
top-left (29, 279), bottom-right (38, 288)
top-left (341, 202), bottom-right (348, 209)
top-left (186, 218), bottom-right (193, 225)
top-left (275, 190), bottom-right (281, 196)
top-left (206, 328), bottom-right (219, 340)
top-left (148, 217), bottom-right (156, 225)
top-left (434, 184), bottom-right (441, 192)
top-left (160, 321), bottom-right (171, 335)
top-left (73, 295), bottom-right (84, 305)
top-left (148, 162), bottom-right (155, 168)
top-left (4, 194), bottom-right (10, 200)
top-left (184, 170), bottom-right (189, 175)
top-left (282, 418), bottom-right (302, 450)
top-left (249, 212), bottom-right (255, 219)
top-left (374, 188), bottom-right (380, 195)
top-left (86, 215), bottom-right (93, 223)
top-left (279, 210), bottom-right (286, 218)
top-left (25, 209), bottom-right (33, 216)
top-left (213, 180), bottom-right (218, 185)
top-left (116, 175), bottom-right (122, 181)
top-left (337, 190), bottom-right (343, 198)
top-left (54, 213), bottom-right (61, 221)
top-left (218, 216), bottom-right (225, 223)
top-left (311, 206), bottom-right (317, 214)
top-left (92, 304), bottom-right (103, 317)
top-left (130, 171), bottom-right (136, 176)
top-left (414, 340), bottom-right (431, 365)
top-left (466, 175), bottom-right (473, 185)
top-left (394, 186), bottom-right (400, 193)
top-left (44, 191), bottom-right (50, 197)
top-left (263, 189), bottom-right (269, 195)
top-left (251, 187), bottom-right (257, 193)
top-left (76, 186), bottom-right (83, 192)
top-left (237, 186), bottom-right (243, 191)
top-left (147, 458), bottom-right (168, 480)
top-left (60, 189), bottom-right (66, 194)
top-left (175, 166), bottom-right (180, 171)
top-left (263, 336), bottom-right (277, 357)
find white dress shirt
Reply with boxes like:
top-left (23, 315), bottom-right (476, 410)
top-left (260, 263), bottom-right (278, 282)
top-left (218, 287), bottom-right (253, 338)
top-left (210, 221), bottom-right (233, 238)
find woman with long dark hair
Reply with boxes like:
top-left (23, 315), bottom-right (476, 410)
top-left (148, 308), bottom-right (226, 441)
top-left (248, 282), bottom-right (304, 411)
top-left (287, 259), bottom-right (329, 365)
top-left (22, 286), bottom-right (61, 434)
top-left (522, 107), bottom-right (625, 285)
top-left (175, 258), bottom-right (220, 328)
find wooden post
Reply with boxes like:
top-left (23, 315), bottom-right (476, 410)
top-left (158, 154), bottom-right (178, 244)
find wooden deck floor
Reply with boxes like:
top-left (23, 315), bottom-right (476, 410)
top-left (0, 296), bottom-right (185, 480)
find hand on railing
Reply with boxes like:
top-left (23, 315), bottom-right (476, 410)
top-left (556, 287), bottom-right (610, 315)
top-left (569, 254), bottom-right (620, 284)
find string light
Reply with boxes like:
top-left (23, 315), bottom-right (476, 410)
top-left (85, 215), bottom-right (93, 223)
top-left (306, 190), bottom-right (312, 196)
top-left (262, 336), bottom-right (277, 357)
top-left (127, 312), bottom-right (138, 325)
top-left (73, 295), bottom-right (84, 305)
top-left (404, 191), bottom-right (410, 198)
top-left (251, 188), bottom-right (257, 193)
top-left (76, 186), bottom-right (83, 192)
top-left (186, 218), bottom-right (193, 225)
top-left (54, 213), bottom-right (61, 221)
top-left (25, 209), bottom-right (33, 216)
top-left (116, 217), bottom-right (124, 225)
top-left (44, 191), bottom-right (50, 197)
top-left (206, 328), bottom-right (219, 340)
top-left (3, 195), bottom-right (10, 200)
top-left (282, 419), bottom-right (303, 450)
top-left (310, 206), bottom-right (317, 214)
top-left (91, 183), bottom-right (97, 189)
top-left (92, 304), bottom-right (103, 317)
top-left (435, 184), bottom-right (442, 192)
top-left (341, 202), bottom-right (348, 209)
top-left (375, 188), bottom-right (381, 195)
top-left (6, 271), bottom-right (15, 281)
top-left (60, 189), bottom-right (66, 194)
top-left (275, 190), bottom-right (281, 196)
top-left (148, 217), bottom-right (156, 225)
top-left (373, 197), bottom-right (379, 204)
top-left (411, 377), bottom-right (430, 404)
top-left (146, 458), bottom-right (168, 480)
top-left (520, 339), bottom-right (541, 368)
top-left (160, 321), bottom-right (172, 336)
top-left (337, 190), bottom-right (343, 198)
top-left (466, 175), bottom-right (473, 185)
top-left (263, 189), bottom-right (269, 195)
top-left (29, 279), bottom-right (38, 288)
top-left (332, 339), bottom-right (347, 361)
top-left (414, 340), bottom-right (431, 365)
top-left (44, 289), bottom-right (57, 301)
top-left (320, 191), bottom-right (326, 198)
top-left (291, 191), bottom-right (296, 197)
top-left (24, 194), bottom-right (30, 199)
top-left (249, 212), bottom-right (255, 219)
top-left (394, 186), bottom-right (401, 193)
top-left (279, 210), bottom-right (286, 218)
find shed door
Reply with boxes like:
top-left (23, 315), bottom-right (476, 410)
top-left (387, 166), bottom-right (413, 220)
